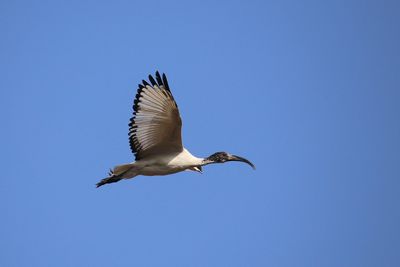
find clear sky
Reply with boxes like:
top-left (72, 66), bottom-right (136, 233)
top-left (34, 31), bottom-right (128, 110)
top-left (1, 0), bottom-right (399, 266)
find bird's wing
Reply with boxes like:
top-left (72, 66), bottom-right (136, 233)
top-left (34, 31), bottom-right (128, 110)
top-left (128, 71), bottom-right (183, 160)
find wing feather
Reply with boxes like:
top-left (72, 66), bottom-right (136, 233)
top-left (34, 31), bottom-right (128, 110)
top-left (128, 71), bottom-right (183, 160)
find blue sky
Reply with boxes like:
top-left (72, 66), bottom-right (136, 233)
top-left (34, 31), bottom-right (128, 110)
top-left (1, 0), bottom-right (399, 266)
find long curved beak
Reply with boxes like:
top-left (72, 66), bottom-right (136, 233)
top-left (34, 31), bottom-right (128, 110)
top-left (229, 155), bottom-right (256, 170)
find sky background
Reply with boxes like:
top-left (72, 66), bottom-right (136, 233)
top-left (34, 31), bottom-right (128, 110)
top-left (1, 0), bottom-right (399, 266)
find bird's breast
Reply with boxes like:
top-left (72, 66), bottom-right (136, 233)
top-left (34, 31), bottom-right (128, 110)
top-left (136, 149), bottom-right (202, 176)
top-left (139, 164), bottom-right (186, 176)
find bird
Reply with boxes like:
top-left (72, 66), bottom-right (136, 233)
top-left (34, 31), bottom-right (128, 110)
top-left (96, 71), bottom-right (255, 187)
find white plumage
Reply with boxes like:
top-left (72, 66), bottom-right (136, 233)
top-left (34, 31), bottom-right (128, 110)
top-left (97, 71), bottom-right (254, 187)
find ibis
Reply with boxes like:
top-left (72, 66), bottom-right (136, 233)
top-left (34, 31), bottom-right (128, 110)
top-left (96, 71), bottom-right (255, 187)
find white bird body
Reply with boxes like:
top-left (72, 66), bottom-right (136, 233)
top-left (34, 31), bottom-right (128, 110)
top-left (96, 71), bottom-right (254, 187)
top-left (118, 149), bottom-right (203, 178)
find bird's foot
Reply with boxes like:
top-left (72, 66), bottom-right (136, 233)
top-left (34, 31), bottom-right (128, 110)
top-left (96, 175), bottom-right (122, 188)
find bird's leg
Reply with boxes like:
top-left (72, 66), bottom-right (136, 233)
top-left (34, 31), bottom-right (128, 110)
top-left (96, 163), bottom-right (139, 187)
top-left (96, 174), bottom-right (123, 188)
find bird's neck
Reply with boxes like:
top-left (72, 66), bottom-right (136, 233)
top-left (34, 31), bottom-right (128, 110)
top-left (200, 157), bottom-right (215, 166)
top-left (179, 149), bottom-right (204, 166)
top-left (180, 150), bottom-right (217, 166)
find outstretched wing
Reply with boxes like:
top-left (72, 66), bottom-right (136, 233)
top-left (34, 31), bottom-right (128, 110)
top-left (128, 71), bottom-right (183, 160)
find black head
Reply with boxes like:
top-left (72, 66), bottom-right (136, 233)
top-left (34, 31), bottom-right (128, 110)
top-left (206, 152), bottom-right (256, 169)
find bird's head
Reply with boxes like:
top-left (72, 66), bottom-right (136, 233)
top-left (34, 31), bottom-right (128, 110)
top-left (204, 152), bottom-right (256, 169)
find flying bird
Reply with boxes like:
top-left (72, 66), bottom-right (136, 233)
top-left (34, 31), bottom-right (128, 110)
top-left (96, 71), bottom-right (255, 187)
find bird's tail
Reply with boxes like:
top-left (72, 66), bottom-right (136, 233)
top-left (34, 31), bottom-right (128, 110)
top-left (96, 163), bottom-right (137, 188)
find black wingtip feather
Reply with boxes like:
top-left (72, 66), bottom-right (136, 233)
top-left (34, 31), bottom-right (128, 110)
top-left (148, 75), bottom-right (157, 86)
top-left (162, 73), bottom-right (170, 91)
top-left (133, 99), bottom-right (140, 112)
top-left (155, 71), bottom-right (163, 86)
